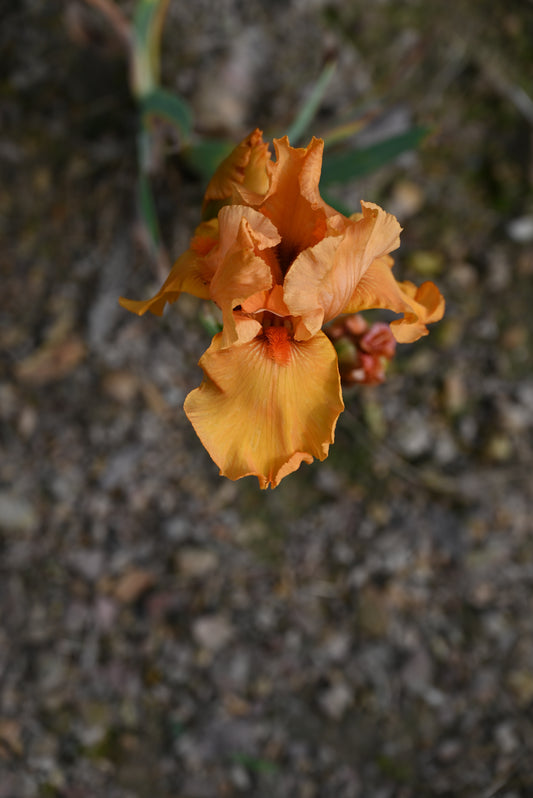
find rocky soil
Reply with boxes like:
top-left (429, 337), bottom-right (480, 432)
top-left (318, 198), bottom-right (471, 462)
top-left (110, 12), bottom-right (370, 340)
top-left (2, 1), bottom-right (533, 796)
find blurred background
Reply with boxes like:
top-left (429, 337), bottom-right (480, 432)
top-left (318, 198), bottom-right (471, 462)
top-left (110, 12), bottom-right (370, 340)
top-left (2, 1), bottom-right (533, 796)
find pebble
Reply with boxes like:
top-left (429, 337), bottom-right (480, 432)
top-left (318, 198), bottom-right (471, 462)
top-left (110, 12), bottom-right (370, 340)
top-left (114, 568), bottom-right (156, 603)
top-left (230, 763), bottom-right (251, 791)
top-left (177, 547), bottom-right (219, 577)
top-left (507, 215), bottom-right (533, 243)
top-left (318, 681), bottom-right (353, 720)
top-left (394, 413), bottom-right (432, 458)
top-left (0, 492), bottom-right (38, 534)
top-left (193, 614), bottom-right (235, 653)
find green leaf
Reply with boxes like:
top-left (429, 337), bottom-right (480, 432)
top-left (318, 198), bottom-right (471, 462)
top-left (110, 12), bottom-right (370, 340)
top-left (138, 172), bottom-right (160, 253)
top-left (285, 60), bottom-right (336, 145)
top-left (320, 191), bottom-right (352, 217)
top-left (321, 107), bottom-right (378, 148)
top-left (142, 87), bottom-right (193, 139)
top-left (133, 0), bottom-right (157, 48)
top-left (199, 311), bottom-right (223, 338)
top-left (132, 0), bottom-right (170, 96)
top-left (133, 0), bottom-right (169, 61)
top-left (320, 126), bottom-right (429, 186)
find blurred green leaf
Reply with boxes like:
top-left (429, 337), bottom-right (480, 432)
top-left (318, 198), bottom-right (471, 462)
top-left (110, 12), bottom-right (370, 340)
top-left (321, 108), bottom-right (378, 148)
top-left (286, 60), bottom-right (336, 145)
top-left (132, 0), bottom-right (170, 96)
top-left (199, 311), bottom-right (223, 338)
top-left (232, 753), bottom-right (278, 774)
top-left (321, 191), bottom-right (352, 217)
top-left (138, 172), bottom-right (160, 252)
top-left (320, 126), bottom-right (429, 186)
top-left (182, 139), bottom-right (234, 180)
top-left (142, 88), bottom-right (193, 139)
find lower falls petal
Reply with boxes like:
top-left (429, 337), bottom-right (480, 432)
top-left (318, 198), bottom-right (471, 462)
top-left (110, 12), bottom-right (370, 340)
top-left (184, 330), bottom-right (344, 488)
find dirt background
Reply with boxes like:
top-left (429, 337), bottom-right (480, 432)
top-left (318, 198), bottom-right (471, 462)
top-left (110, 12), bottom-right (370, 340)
top-left (2, 1), bottom-right (533, 796)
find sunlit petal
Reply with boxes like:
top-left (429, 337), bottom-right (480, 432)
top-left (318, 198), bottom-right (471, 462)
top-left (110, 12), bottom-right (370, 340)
top-left (342, 255), bottom-right (445, 342)
top-left (119, 220), bottom-right (218, 316)
top-left (284, 201), bottom-right (402, 337)
top-left (210, 205), bottom-right (280, 263)
top-left (257, 137), bottom-right (331, 270)
top-left (202, 129), bottom-right (271, 218)
top-left (241, 284), bottom-right (291, 317)
top-left (184, 328), bottom-right (343, 488)
top-left (390, 280), bottom-right (446, 343)
top-left (207, 206), bottom-right (280, 344)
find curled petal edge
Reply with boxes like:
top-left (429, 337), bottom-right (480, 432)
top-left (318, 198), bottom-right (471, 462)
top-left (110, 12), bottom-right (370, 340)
top-left (119, 220), bottom-right (219, 316)
top-left (184, 326), bottom-right (344, 488)
top-left (342, 255), bottom-right (445, 343)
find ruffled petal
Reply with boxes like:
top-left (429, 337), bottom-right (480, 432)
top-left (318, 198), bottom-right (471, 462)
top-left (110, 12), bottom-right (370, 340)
top-left (207, 206), bottom-right (280, 345)
top-left (210, 205), bottom-right (280, 263)
top-left (283, 201), bottom-right (402, 338)
top-left (257, 137), bottom-right (332, 271)
top-left (241, 284), bottom-right (291, 317)
top-left (119, 220), bottom-right (218, 316)
top-left (202, 129), bottom-right (271, 219)
top-left (184, 327), bottom-right (344, 488)
top-left (390, 279), bottom-right (446, 343)
top-left (342, 255), bottom-right (445, 343)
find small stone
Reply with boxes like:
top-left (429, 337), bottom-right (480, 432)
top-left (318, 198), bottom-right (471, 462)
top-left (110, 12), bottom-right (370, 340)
top-left (449, 261), bottom-right (478, 289)
top-left (193, 614), bottom-right (234, 653)
top-left (102, 370), bottom-right (139, 403)
top-left (17, 406), bottom-right (37, 438)
top-left (495, 722), bottom-right (519, 754)
top-left (68, 548), bottom-right (104, 581)
top-left (436, 739), bottom-right (461, 763)
top-left (389, 179), bottom-right (424, 218)
top-left (320, 632), bottom-right (351, 663)
top-left (114, 568), bottom-right (156, 603)
top-left (0, 492), bottom-right (38, 534)
top-left (78, 701), bottom-right (112, 747)
top-left (230, 763), bottom-right (251, 791)
top-left (507, 215), bottom-right (533, 243)
top-left (318, 681), bottom-right (353, 720)
top-left (0, 383), bottom-right (17, 420)
top-left (177, 547), bottom-right (218, 578)
top-left (164, 517), bottom-right (190, 542)
top-left (395, 414), bottom-right (431, 459)
top-left (507, 670), bottom-right (533, 706)
top-left (502, 324), bottom-right (528, 351)
top-left (402, 644), bottom-right (433, 691)
top-left (0, 719), bottom-right (23, 757)
top-left (443, 371), bottom-right (467, 415)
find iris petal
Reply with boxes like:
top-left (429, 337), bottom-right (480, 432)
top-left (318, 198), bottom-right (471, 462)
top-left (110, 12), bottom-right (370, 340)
top-left (184, 328), bottom-right (344, 488)
top-left (284, 201), bottom-right (402, 337)
top-left (343, 256), bottom-right (445, 342)
top-left (118, 220), bottom-right (219, 316)
top-left (207, 206), bottom-right (280, 345)
top-left (202, 128), bottom-right (271, 217)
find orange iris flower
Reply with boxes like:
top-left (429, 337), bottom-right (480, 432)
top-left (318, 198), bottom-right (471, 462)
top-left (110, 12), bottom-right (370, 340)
top-left (120, 129), bottom-right (444, 488)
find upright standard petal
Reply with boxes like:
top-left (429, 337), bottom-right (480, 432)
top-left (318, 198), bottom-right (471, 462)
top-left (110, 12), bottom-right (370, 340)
top-left (184, 327), bottom-right (344, 488)
top-left (202, 129), bottom-right (271, 219)
top-left (206, 205), bottom-right (281, 345)
top-left (258, 137), bottom-right (332, 273)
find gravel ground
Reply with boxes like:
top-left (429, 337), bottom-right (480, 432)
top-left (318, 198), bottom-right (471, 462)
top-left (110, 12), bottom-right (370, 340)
top-left (2, 1), bottom-right (533, 796)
